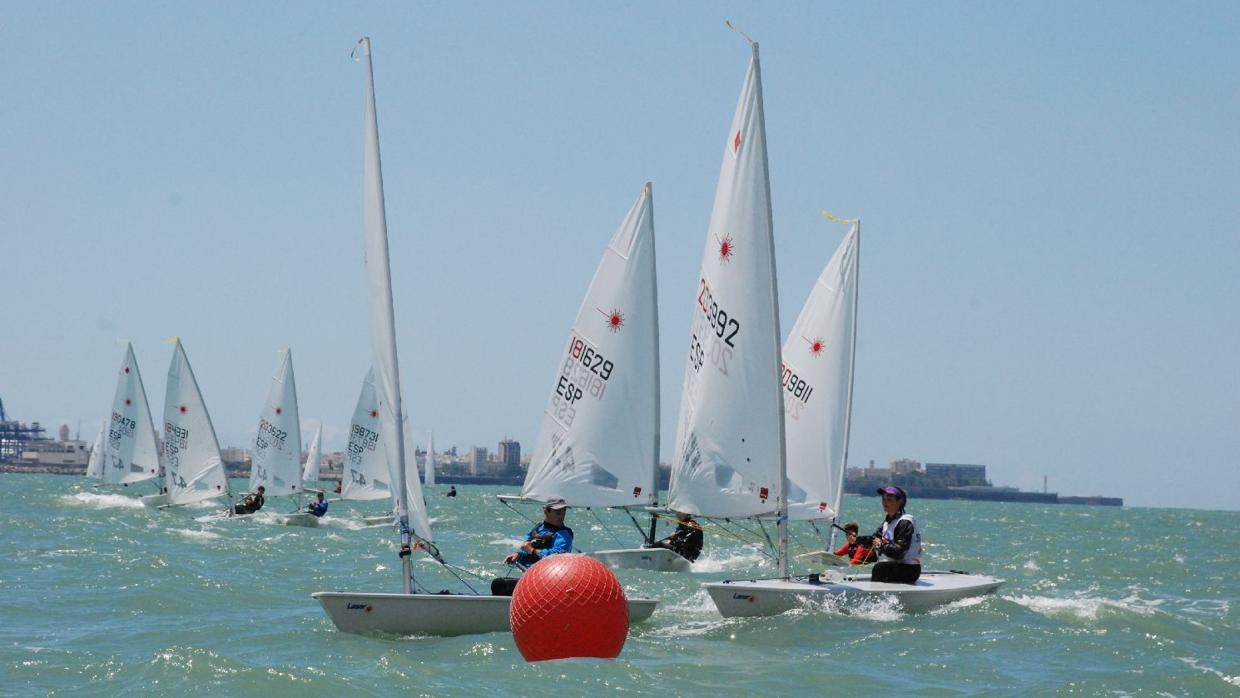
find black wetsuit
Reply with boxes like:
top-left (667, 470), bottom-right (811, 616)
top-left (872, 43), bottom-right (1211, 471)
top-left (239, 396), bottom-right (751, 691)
top-left (650, 519), bottom-right (704, 562)
top-left (234, 493), bottom-right (265, 515)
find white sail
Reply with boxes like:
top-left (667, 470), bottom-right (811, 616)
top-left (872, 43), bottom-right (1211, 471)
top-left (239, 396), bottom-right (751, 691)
top-left (784, 223), bottom-right (859, 521)
top-left (341, 370), bottom-right (394, 501)
top-left (86, 426), bottom-right (105, 480)
top-left (423, 431), bottom-right (435, 487)
top-left (399, 419), bottom-right (430, 533)
top-left (524, 183), bottom-right (660, 507)
top-left (163, 340), bottom-right (228, 506)
top-left (357, 36), bottom-right (433, 553)
top-left (249, 350), bottom-right (303, 497)
top-left (668, 44), bottom-right (786, 521)
top-left (102, 343), bottom-right (162, 485)
top-left (302, 424), bottom-right (323, 485)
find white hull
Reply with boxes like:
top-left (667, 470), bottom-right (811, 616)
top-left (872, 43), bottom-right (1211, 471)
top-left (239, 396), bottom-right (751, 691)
top-left (796, 550), bottom-right (860, 567)
top-left (313, 591), bottom-right (658, 638)
top-left (141, 493), bottom-right (171, 508)
top-left (592, 547), bottom-right (691, 573)
top-left (280, 513), bottom-right (321, 528)
top-left (704, 571), bottom-right (1004, 617)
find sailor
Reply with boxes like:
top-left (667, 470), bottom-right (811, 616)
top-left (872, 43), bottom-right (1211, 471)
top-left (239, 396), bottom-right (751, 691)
top-left (234, 486), bottom-right (266, 515)
top-left (445, 485), bottom-right (457, 498)
top-left (648, 511), bottom-right (704, 562)
top-left (503, 496), bottom-right (573, 567)
top-left (306, 491), bottom-right (328, 517)
top-left (857, 486), bottom-right (922, 584)
top-left (832, 521), bottom-right (877, 565)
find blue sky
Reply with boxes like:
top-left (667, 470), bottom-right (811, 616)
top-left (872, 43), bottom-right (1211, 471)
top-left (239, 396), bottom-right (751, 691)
top-left (2, 3), bottom-right (1237, 510)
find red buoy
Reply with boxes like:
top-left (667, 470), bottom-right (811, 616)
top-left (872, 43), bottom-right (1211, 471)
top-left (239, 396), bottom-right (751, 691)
top-left (510, 553), bottom-right (628, 661)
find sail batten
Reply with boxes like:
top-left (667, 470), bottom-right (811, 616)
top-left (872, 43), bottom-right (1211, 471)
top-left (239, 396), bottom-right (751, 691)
top-left (523, 183), bottom-right (660, 508)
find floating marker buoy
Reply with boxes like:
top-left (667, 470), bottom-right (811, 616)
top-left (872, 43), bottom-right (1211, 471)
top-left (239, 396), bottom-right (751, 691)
top-left (509, 553), bottom-right (628, 661)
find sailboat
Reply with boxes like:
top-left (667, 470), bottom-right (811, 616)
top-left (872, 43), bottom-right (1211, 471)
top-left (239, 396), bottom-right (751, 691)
top-left (301, 424), bottom-right (323, 488)
top-left (665, 34), bottom-right (790, 594)
top-left (785, 220), bottom-right (861, 567)
top-left (85, 426), bottom-right (105, 481)
top-left (312, 37), bottom-right (657, 637)
top-left (243, 349), bottom-right (316, 525)
top-left (335, 369), bottom-right (400, 526)
top-left (89, 344), bottom-right (163, 496)
top-left (422, 431), bottom-right (435, 488)
top-left (510, 183), bottom-right (682, 571)
top-left (690, 40), bottom-right (1002, 616)
top-left (143, 339), bottom-right (229, 508)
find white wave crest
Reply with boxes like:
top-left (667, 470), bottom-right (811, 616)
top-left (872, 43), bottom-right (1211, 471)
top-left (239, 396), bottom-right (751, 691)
top-left (1179, 657), bottom-right (1240, 687)
top-left (691, 545), bottom-right (771, 574)
top-left (176, 529), bottom-right (220, 541)
top-left (60, 492), bottom-right (146, 510)
top-left (1004, 593), bottom-right (1159, 621)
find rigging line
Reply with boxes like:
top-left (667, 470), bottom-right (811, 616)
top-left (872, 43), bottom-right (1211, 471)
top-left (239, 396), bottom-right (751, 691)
top-left (757, 519), bottom-right (778, 556)
top-left (591, 508), bottom-right (627, 549)
top-left (498, 497), bottom-right (582, 553)
top-left (440, 561), bottom-right (492, 583)
top-left (624, 509), bottom-right (653, 545)
top-left (703, 518), bottom-right (778, 561)
top-left (440, 563), bottom-right (481, 596)
top-left (499, 497), bottom-right (540, 526)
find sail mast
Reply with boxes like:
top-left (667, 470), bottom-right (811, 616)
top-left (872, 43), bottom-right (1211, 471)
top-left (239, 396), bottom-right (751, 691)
top-left (747, 41), bottom-right (789, 578)
top-left (357, 36), bottom-right (413, 594)
top-left (649, 182), bottom-right (662, 542)
top-left (832, 220), bottom-right (860, 547)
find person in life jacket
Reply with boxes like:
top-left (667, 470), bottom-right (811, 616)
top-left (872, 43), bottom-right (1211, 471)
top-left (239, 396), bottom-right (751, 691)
top-left (306, 491), bottom-right (328, 517)
top-left (648, 511), bottom-right (704, 562)
top-left (856, 486), bottom-right (922, 584)
top-left (445, 485), bottom-right (457, 497)
top-left (833, 521), bottom-right (877, 565)
top-left (503, 496), bottom-right (573, 567)
top-left (233, 486), bottom-right (266, 515)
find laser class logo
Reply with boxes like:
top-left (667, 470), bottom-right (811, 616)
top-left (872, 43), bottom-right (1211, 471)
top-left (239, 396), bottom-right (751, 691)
top-left (804, 336), bottom-right (825, 357)
top-left (717, 234), bottom-right (735, 263)
top-left (598, 307), bottom-right (625, 333)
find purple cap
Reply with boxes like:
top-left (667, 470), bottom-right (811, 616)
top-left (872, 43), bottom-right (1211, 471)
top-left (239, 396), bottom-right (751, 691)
top-left (877, 486), bottom-right (906, 499)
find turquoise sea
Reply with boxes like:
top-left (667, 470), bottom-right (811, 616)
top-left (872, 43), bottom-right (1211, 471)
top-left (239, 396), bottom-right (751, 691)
top-left (2, 474), bottom-right (1237, 696)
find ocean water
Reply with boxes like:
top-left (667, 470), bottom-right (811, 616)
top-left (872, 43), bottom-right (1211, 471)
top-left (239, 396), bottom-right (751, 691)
top-left (2, 474), bottom-right (1237, 696)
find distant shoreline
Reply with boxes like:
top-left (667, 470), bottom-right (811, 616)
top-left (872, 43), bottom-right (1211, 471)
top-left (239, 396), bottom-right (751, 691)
top-left (1, 463), bottom-right (1122, 506)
